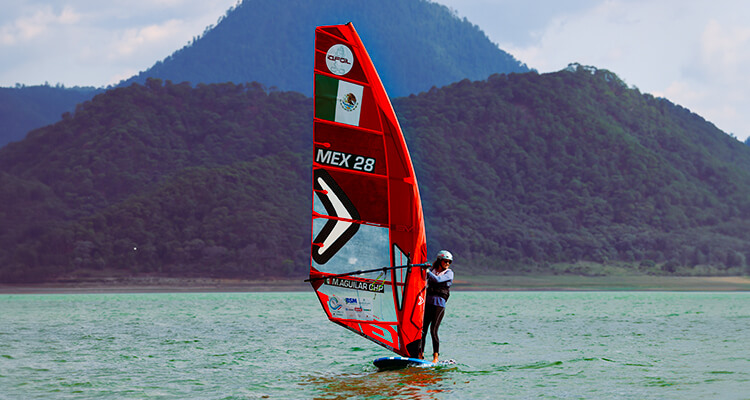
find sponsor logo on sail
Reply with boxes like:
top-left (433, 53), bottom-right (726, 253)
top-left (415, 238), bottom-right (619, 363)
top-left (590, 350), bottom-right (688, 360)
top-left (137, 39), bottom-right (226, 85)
top-left (328, 295), bottom-right (342, 310)
top-left (325, 277), bottom-right (385, 293)
top-left (326, 44), bottom-right (354, 75)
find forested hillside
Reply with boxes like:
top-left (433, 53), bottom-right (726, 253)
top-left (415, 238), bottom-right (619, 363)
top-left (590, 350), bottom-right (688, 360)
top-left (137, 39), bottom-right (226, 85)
top-left (398, 65), bottom-right (750, 274)
top-left (2, 67), bottom-right (750, 283)
top-left (0, 80), bottom-right (311, 282)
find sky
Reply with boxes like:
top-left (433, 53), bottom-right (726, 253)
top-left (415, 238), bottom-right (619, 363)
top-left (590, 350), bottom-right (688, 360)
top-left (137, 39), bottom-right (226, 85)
top-left (2, 1), bottom-right (750, 141)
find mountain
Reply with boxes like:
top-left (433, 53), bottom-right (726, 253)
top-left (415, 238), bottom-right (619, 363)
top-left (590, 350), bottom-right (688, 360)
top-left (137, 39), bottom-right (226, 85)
top-left (2, 67), bottom-right (750, 283)
top-left (122, 0), bottom-right (529, 96)
top-left (0, 85), bottom-right (103, 147)
top-left (0, 0), bottom-right (528, 148)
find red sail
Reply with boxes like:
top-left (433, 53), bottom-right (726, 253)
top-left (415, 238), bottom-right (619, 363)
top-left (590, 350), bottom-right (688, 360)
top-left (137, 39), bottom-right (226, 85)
top-left (309, 23), bottom-right (428, 357)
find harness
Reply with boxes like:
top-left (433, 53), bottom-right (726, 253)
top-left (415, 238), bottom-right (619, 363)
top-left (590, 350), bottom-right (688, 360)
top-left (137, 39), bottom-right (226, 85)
top-left (427, 279), bottom-right (451, 301)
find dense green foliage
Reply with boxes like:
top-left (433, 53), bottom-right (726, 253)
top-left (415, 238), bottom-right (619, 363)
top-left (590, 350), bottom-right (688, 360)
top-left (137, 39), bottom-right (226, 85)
top-left (0, 80), bottom-right (310, 282)
top-left (3, 67), bottom-right (750, 283)
top-left (122, 0), bottom-right (529, 96)
top-left (73, 156), bottom-right (310, 278)
top-left (0, 85), bottom-right (102, 146)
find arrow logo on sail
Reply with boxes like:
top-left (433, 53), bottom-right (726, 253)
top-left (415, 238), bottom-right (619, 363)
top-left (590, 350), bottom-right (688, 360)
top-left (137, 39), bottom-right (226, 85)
top-left (312, 170), bottom-right (360, 264)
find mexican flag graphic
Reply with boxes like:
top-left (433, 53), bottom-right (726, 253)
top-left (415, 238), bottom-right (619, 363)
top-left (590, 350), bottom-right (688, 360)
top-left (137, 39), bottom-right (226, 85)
top-left (315, 74), bottom-right (364, 127)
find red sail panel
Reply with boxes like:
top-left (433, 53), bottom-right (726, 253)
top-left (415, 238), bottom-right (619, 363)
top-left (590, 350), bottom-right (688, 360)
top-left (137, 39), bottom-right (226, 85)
top-left (309, 23), bottom-right (428, 358)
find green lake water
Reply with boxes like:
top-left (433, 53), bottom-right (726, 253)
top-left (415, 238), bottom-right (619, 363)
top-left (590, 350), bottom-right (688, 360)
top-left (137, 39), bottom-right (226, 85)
top-left (1, 291), bottom-right (748, 399)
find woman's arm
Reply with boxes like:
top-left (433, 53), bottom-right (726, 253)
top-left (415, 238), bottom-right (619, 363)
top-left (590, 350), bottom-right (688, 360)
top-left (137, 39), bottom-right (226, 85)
top-left (427, 269), bottom-right (454, 283)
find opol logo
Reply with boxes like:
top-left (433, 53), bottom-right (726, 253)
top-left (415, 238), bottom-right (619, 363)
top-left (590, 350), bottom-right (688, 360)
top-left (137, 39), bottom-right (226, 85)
top-left (339, 92), bottom-right (359, 112)
top-left (326, 44), bottom-right (354, 76)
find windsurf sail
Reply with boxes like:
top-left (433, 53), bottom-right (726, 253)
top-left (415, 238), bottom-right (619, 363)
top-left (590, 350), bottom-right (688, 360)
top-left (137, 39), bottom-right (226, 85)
top-left (308, 23), bottom-right (428, 358)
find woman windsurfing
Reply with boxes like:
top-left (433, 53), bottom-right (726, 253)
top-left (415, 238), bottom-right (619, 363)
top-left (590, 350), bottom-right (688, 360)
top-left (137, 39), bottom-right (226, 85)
top-left (420, 250), bottom-right (454, 363)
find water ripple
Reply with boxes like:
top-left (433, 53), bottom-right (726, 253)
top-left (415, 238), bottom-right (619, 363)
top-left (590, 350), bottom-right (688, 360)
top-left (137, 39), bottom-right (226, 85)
top-left (0, 291), bottom-right (747, 398)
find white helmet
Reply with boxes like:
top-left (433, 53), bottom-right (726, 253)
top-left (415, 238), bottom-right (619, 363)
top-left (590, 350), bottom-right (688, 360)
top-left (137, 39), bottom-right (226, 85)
top-left (436, 250), bottom-right (453, 262)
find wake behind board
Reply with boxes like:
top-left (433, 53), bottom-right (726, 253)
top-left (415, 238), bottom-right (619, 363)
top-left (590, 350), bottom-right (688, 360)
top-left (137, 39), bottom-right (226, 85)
top-left (373, 357), bottom-right (456, 371)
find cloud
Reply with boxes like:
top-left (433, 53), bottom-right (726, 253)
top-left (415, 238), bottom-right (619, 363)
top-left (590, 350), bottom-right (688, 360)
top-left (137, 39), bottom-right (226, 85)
top-left (433, 0), bottom-right (600, 47)
top-left (699, 19), bottom-right (750, 85)
top-left (0, 5), bottom-right (81, 45)
top-left (0, 0), bottom-right (237, 87)
top-left (661, 16), bottom-right (750, 138)
top-left (111, 19), bottom-right (186, 60)
top-left (496, 1), bottom-right (688, 84)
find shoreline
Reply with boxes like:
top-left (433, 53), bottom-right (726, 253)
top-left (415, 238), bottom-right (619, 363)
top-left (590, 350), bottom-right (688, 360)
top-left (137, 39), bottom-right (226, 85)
top-left (453, 274), bottom-right (750, 292)
top-left (1, 275), bottom-right (749, 294)
top-left (0, 277), bottom-right (310, 294)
